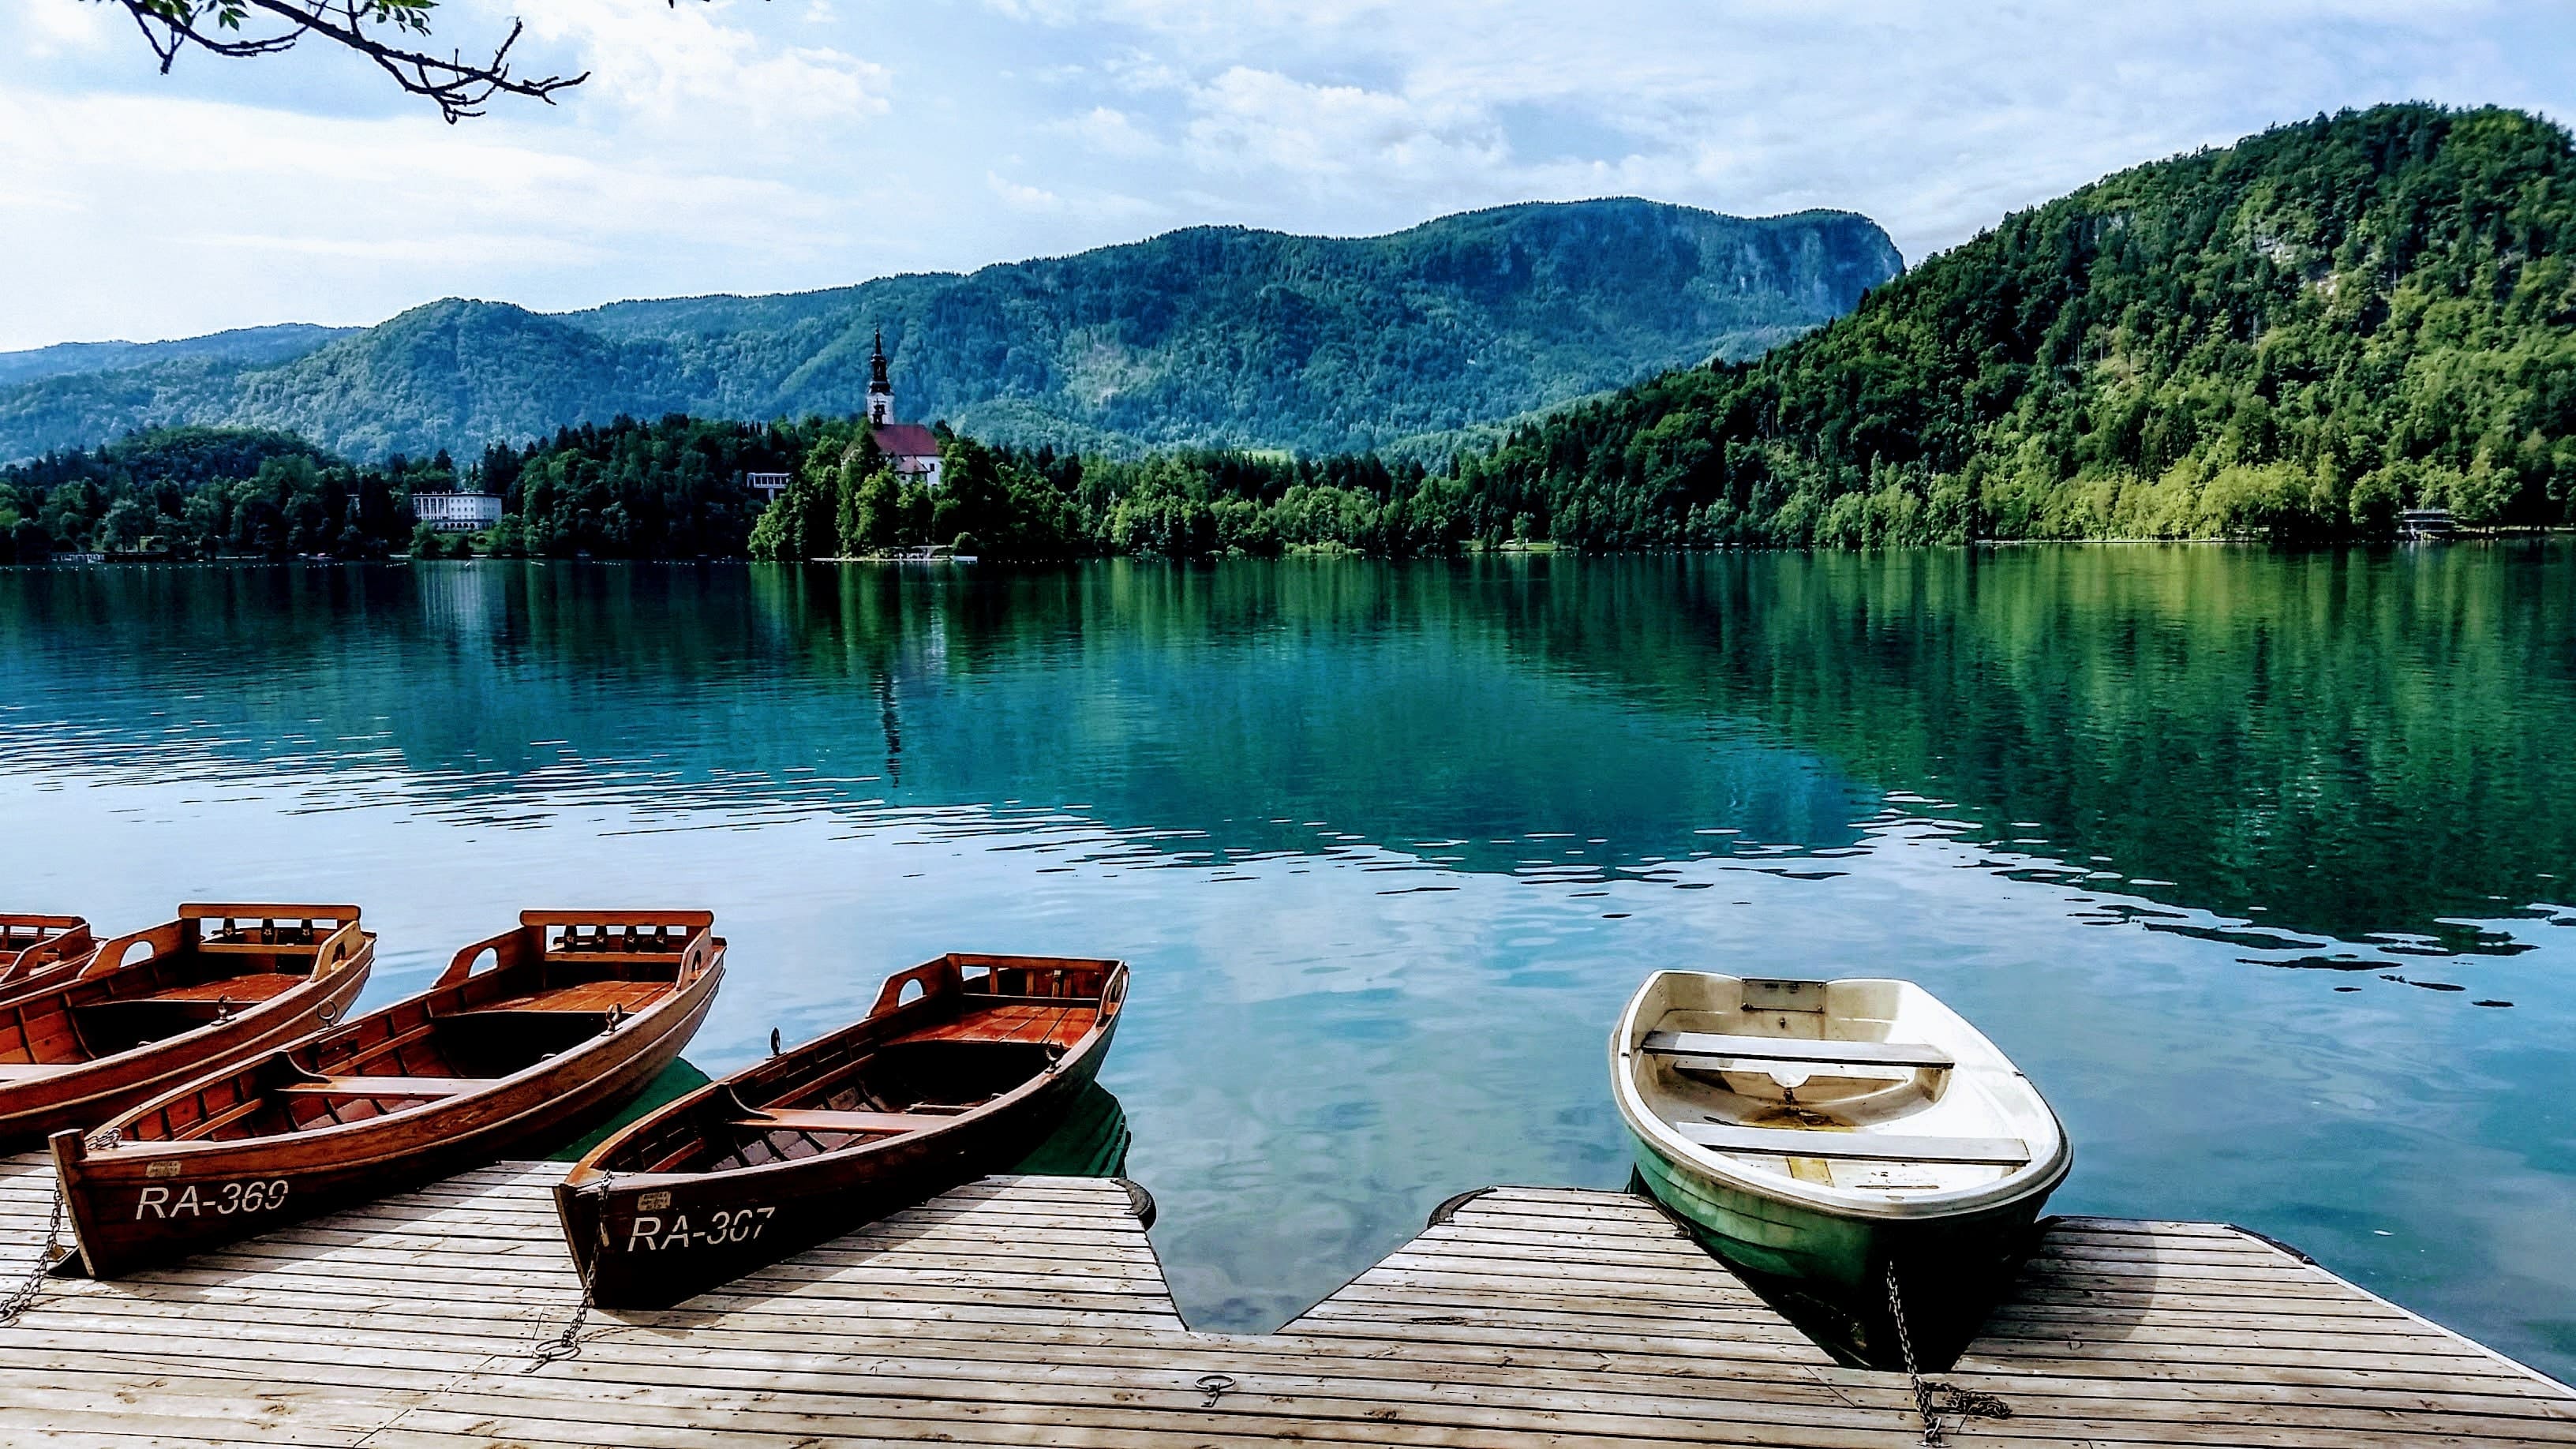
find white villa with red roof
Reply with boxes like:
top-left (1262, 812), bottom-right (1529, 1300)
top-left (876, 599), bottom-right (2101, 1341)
top-left (866, 329), bottom-right (944, 490)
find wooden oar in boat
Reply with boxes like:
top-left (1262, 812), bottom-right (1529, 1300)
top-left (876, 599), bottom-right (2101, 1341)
top-left (0, 905), bottom-right (371, 1150)
top-left (52, 909), bottom-right (724, 1279)
top-left (0, 915), bottom-right (94, 1001)
top-left (557, 953), bottom-right (1127, 1309)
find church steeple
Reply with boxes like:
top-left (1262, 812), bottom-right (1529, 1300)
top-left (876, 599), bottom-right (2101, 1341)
top-left (867, 328), bottom-right (893, 425)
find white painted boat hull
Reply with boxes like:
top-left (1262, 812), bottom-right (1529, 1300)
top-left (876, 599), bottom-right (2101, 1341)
top-left (1612, 971), bottom-right (2070, 1366)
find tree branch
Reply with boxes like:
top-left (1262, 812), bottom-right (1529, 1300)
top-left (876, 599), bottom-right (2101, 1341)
top-left (105, 1), bottom-right (588, 123)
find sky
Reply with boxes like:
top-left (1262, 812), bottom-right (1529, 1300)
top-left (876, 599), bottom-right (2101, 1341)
top-left (1, 0), bottom-right (2569, 351)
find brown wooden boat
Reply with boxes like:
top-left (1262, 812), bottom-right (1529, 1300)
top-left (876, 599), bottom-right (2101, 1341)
top-left (0, 915), bottom-right (95, 999)
top-left (52, 909), bottom-right (724, 1279)
top-left (557, 953), bottom-right (1125, 1309)
top-left (0, 905), bottom-right (372, 1150)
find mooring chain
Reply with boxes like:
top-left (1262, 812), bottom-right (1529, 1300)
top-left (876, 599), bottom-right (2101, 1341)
top-left (0, 1181), bottom-right (67, 1328)
top-left (1883, 1260), bottom-right (2011, 1445)
top-left (528, 1177), bottom-right (612, 1371)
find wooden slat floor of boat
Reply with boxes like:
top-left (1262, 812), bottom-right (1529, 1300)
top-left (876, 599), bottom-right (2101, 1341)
top-left (912, 1002), bottom-right (1099, 1048)
top-left (0, 1156), bottom-right (2568, 1447)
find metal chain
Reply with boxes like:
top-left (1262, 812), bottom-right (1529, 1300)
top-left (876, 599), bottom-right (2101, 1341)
top-left (0, 1182), bottom-right (67, 1328)
top-left (1884, 1260), bottom-right (2012, 1445)
top-left (1885, 1259), bottom-right (1944, 1443)
top-left (528, 1178), bottom-right (611, 1371)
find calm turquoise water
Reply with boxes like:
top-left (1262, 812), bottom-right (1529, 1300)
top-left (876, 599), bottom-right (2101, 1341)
top-left (1, 550), bottom-right (2570, 1372)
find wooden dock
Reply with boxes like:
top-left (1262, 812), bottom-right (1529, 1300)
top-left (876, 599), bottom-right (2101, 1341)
top-left (2, 1151), bottom-right (2570, 1447)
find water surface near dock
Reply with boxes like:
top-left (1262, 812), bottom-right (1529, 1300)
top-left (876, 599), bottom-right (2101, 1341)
top-left (0, 549), bottom-right (2569, 1373)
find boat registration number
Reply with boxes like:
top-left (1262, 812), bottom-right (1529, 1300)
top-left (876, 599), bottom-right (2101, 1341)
top-left (133, 1179), bottom-right (290, 1220)
top-left (627, 1205), bottom-right (775, 1252)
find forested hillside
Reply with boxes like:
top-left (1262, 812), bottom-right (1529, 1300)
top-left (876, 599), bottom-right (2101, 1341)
top-left (0, 200), bottom-right (1900, 463)
top-left (13, 106), bottom-right (2568, 561)
top-left (1454, 105), bottom-right (2576, 545)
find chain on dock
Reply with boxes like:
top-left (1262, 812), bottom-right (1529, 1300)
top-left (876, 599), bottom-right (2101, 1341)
top-left (527, 1178), bottom-right (611, 1371)
top-left (1885, 1260), bottom-right (2012, 1444)
top-left (0, 1182), bottom-right (67, 1328)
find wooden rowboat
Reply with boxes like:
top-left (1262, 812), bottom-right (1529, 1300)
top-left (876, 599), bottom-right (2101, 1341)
top-left (52, 909), bottom-right (723, 1279)
top-left (558, 953), bottom-right (1126, 1309)
top-left (1612, 971), bottom-right (2069, 1369)
top-left (0, 915), bottom-right (95, 999)
top-left (0, 905), bottom-right (372, 1151)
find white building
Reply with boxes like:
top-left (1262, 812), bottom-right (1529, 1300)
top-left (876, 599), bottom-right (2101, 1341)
top-left (414, 492), bottom-right (502, 532)
top-left (864, 328), bottom-right (944, 490)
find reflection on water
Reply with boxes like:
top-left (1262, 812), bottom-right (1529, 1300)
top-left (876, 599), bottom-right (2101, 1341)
top-left (0, 552), bottom-right (2570, 1373)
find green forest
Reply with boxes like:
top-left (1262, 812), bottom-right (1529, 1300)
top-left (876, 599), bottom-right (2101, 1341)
top-left (1461, 103), bottom-right (2576, 546)
top-left (0, 200), bottom-right (1896, 463)
top-left (0, 428), bottom-right (424, 562)
top-left (5, 105), bottom-right (2570, 560)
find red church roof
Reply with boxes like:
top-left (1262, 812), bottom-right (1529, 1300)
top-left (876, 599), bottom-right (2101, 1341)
top-left (871, 423), bottom-right (940, 459)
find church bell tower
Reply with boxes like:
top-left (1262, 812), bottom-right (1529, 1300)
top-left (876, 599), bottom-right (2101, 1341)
top-left (867, 328), bottom-right (893, 425)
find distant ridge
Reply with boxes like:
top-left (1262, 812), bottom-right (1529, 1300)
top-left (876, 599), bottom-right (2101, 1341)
top-left (0, 324), bottom-right (356, 391)
top-left (0, 199), bottom-right (1901, 462)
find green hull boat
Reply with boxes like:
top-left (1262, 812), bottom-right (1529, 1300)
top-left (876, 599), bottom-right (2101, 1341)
top-left (1612, 972), bottom-right (2070, 1368)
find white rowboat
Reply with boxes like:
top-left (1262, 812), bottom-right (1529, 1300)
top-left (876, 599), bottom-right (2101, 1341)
top-left (1612, 971), bottom-right (2070, 1367)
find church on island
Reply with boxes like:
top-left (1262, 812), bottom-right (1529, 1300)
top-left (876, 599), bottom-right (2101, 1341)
top-left (865, 329), bottom-right (942, 491)
top-left (746, 329), bottom-right (942, 505)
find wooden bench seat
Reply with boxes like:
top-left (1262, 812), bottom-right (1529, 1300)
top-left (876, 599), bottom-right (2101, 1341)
top-left (474, 981), bottom-right (670, 1015)
top-left (739, 1109), bottom-right (947, 1136)
top-left (1639, 1030), bottom-right (1953, 1070)
top-left (280, 1075), bottom-right (486, 1098)
top-left (144, 974), bottom-right (311, 1004)
top-left (1673, 1120), bottom-right (2030, 1166)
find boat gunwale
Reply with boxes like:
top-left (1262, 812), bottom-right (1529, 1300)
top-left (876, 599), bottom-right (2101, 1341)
top-left (1612, 968), bottom-right (2072, 1225)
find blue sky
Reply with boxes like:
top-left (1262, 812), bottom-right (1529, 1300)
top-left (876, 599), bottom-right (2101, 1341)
top-left (1, 0), bottom-right (2567, 350)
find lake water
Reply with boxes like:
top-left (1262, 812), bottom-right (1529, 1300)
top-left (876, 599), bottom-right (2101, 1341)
top-left (1, 548), bottom-right (2570, 1376)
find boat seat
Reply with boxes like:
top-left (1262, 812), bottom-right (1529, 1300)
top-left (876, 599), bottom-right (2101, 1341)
top-left (1640, 1031), bottom-right (1953, 1070)
top-left (151, 974), bottom-right (311, 1003)
top-left (739, 1108), bottom-right (947, 1135)
top-left (0, 1062), bottom-right (76, 1081)
top-left (473, 982), bottom-right (669, 1014)
top-left (279, 1075), bottom-right (484, 1097)
top-left (1676, 1121), bottom-right (2030, 1166)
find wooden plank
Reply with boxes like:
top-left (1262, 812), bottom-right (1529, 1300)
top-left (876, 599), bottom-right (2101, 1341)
top-left (1672, 1120), bottom-right (2031, 1166)
top-left (1638, 1032), bottom-right (1953, 1069)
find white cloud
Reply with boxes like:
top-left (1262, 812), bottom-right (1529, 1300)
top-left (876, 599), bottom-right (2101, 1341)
top-left (21, 0), bottom-right (112, 54)
top-left (1182, 69), bottom-right (1505, 185)
top-left (986, 169), bottom-right (1161, 224)
top-left (515, 0), bottom-right (891, 127)
top-left (1053, 106), bottom-right (1165, 159)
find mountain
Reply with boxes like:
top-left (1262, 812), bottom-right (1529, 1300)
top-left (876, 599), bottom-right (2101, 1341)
top-left (1456, 105), bottom-right (2576, 545)
top-left (0, 200), bottom-right (1903, 463)
top-left (0, 324), bottom-right (356, 390)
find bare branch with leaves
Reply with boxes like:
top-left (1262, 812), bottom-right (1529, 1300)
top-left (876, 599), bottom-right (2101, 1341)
top-left (103, 1), bottom-right (587, 122)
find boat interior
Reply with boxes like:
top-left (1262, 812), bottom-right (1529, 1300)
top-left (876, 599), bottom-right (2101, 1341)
top-left (1626, 974), bottom-right (2050, 1196)
top-left (0, 907), bottom-right (358, 1083)
top-left (603, 954), bottom-right (1120, 1176)
top-left (114, 911), bottom-right (713, 1144)
top-left (0, 915), bottom-right (92, 991)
